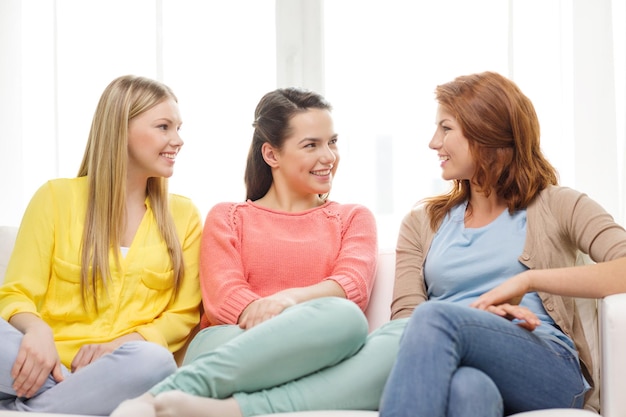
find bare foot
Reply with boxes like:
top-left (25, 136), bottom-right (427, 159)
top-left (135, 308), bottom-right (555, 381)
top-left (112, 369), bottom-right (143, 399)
top-left (110, 393), bottom-right (156, 417)
top-left (154, 391), bottom-right (242, 417)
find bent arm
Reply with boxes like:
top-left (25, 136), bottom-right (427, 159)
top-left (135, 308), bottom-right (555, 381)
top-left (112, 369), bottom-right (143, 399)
top-left (474, 189), bottom-right (626, 309)
top-left (323, 205), bottom-right (378, 310)
top-left (391, 207), bottom-right (430, 320)
top-left (9, 311), bottom-right (51, 335)
top-left (238, 205), bottom-right (377, 329)
top-left (0, 183), bottom-right (55, 321)
top-left (238, 280), bottom-right (346, 329)
top-left (9, 312), bottom-right (64, 397)
top-left (473, 257), bottom-right (626, 310)
top-left (529, 257), bottom-right (626, 298)
top-left (272, 279), bottom-right (346, 303)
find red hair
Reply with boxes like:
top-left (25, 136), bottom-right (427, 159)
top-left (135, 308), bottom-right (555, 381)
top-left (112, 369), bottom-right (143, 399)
top-left (425, 71), bottom-right (558, 231)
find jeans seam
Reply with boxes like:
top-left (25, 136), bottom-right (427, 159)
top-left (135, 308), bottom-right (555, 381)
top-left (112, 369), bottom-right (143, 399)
top-left (460, 321), bottom-right (576, 360)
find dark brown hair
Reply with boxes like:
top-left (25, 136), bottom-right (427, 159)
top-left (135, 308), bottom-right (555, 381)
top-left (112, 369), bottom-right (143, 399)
top-left (244, 88), bottom-right (332, 201)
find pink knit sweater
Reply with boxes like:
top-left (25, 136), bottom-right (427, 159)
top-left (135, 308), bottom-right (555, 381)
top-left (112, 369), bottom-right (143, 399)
top-left (199, 200), bottom-right (378, 328)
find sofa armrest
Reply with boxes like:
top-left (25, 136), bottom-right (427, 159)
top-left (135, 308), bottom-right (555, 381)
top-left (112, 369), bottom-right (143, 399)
top-left (600, 293), bottom-right (626, 417)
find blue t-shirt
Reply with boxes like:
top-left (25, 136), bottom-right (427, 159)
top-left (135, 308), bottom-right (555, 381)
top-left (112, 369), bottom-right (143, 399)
top-left (425, 202), bottom-right (577, 353)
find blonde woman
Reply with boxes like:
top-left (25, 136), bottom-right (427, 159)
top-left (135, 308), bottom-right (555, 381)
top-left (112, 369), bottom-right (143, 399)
top-left (0, 75), bottom-right (202, 415)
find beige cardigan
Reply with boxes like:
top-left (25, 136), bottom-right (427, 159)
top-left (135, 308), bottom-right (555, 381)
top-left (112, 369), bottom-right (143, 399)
top-left (391, 185), bottom-right (626, 409)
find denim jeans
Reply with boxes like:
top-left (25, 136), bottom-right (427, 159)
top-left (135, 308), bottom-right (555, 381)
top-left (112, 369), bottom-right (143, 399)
top-left (379, 301), bottom-right (587, 417)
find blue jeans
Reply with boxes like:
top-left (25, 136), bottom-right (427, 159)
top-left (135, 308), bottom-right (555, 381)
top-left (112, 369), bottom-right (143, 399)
top-left (0, 318), bottom-right (177, 415)
top-left (379, 301), bottom-right (587, 417)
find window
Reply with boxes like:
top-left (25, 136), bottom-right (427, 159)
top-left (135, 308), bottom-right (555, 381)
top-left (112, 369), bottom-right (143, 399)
top-left (1, 0), bottom-right (624, 248)
top-left (324, 0), bottom-right (509, 247)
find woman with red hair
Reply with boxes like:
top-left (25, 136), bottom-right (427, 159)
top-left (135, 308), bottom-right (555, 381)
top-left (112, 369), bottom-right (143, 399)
top-left (380, 71), bottom-right (626, 416)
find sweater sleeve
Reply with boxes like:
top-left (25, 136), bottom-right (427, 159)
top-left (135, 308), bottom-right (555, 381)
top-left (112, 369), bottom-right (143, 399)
top-left (325, 205), bottom-right (378, 311)
top-left (391, 205), bottom-right (430, 320)
top-left (553, 187), bottom-right (626, 262)
top-left (199, 203), bottom-right (259, 326)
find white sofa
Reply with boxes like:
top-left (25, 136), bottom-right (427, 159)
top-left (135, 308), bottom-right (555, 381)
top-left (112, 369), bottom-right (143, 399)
top-left (1, 225), bottom-right (624, 417)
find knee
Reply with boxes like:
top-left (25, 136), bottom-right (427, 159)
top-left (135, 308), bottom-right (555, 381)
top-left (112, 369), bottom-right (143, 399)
top-left (403, 301), bottom-right (450, 336)
top-left (449, 367), bottom-right (503, 416)
top-left (368, 318), bottom-right (408, 348)
top-left (407, 301), bottom-right (471, 332)
top-left (185, 325), bottom-right (244, 363)
top-left (291, 297), bottom-right (368, 351)
top-left (151, 345), bottom-right (178, 378)
top-left (313, 297), bottom-right (368, 338)
top-left (117, 341), bottom-right (177, 382)
top-left (411, 300), bottom-right (450, 321)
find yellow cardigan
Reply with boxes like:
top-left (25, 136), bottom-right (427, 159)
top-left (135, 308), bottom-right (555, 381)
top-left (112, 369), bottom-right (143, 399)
top-left (0, 177), bottom-right (202, 367)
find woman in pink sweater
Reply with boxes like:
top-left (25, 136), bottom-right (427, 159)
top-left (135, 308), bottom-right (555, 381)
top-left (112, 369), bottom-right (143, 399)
top-left (112, 88), bottom-right (406, 417)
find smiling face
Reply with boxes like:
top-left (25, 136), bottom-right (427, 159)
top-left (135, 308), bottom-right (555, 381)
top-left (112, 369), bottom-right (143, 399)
top-left (270, 108), bottom-right (339, 199)
top-left (127, 98), bottom-right (183, 182)
top-left (429, 104), bottom-right (474, 181)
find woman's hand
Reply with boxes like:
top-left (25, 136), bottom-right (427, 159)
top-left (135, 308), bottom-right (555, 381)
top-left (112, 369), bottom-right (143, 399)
top-left (481, 303), bottom-right (541, 331)
top-left (238, 293), bottom-right (297, 330)
top-left (238, 281), bottom-right (346, 330)
top-left (12, 322), bottom-right (64, 398)
top-left (70, 342), bottom-right (118, 372)
top-left (471, 271), bottom-right (540, 330)
top-left (471, 271), bottom-right (532, 310)
top-left (71, 332), bottom-right (145, 372)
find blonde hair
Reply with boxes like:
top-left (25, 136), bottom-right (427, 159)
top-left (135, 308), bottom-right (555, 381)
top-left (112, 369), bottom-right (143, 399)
top-left (77, 75), bottom-right (184, 309)
top-left (425, 72), bottom-right (558, 231)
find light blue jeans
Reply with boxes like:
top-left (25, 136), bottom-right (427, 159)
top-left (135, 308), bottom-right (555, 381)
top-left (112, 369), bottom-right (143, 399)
top-left (379, 301), bottom-right (588, 417)
top-left (0, 318), bottom-right (177, 415)
top-left (150, 297), bottom-right (408, 416)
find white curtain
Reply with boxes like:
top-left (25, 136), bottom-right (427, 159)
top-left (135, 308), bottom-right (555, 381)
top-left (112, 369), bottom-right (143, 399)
top-left (0, 0), bottom-right (624, 249)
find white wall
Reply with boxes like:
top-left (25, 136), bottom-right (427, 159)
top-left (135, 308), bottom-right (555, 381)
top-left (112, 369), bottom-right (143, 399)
top-left (1, 0), bottom-right (624, 249)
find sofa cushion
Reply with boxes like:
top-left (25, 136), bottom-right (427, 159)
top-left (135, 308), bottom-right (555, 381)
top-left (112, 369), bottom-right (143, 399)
top-left (0, 226), bottom-right (18, 284)
top-left (364, 251), bottom-right (394, 331)
top-left (511, 410), bottom-right (597, 416)
top-left (256, 412), bottom-right (378, 417)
